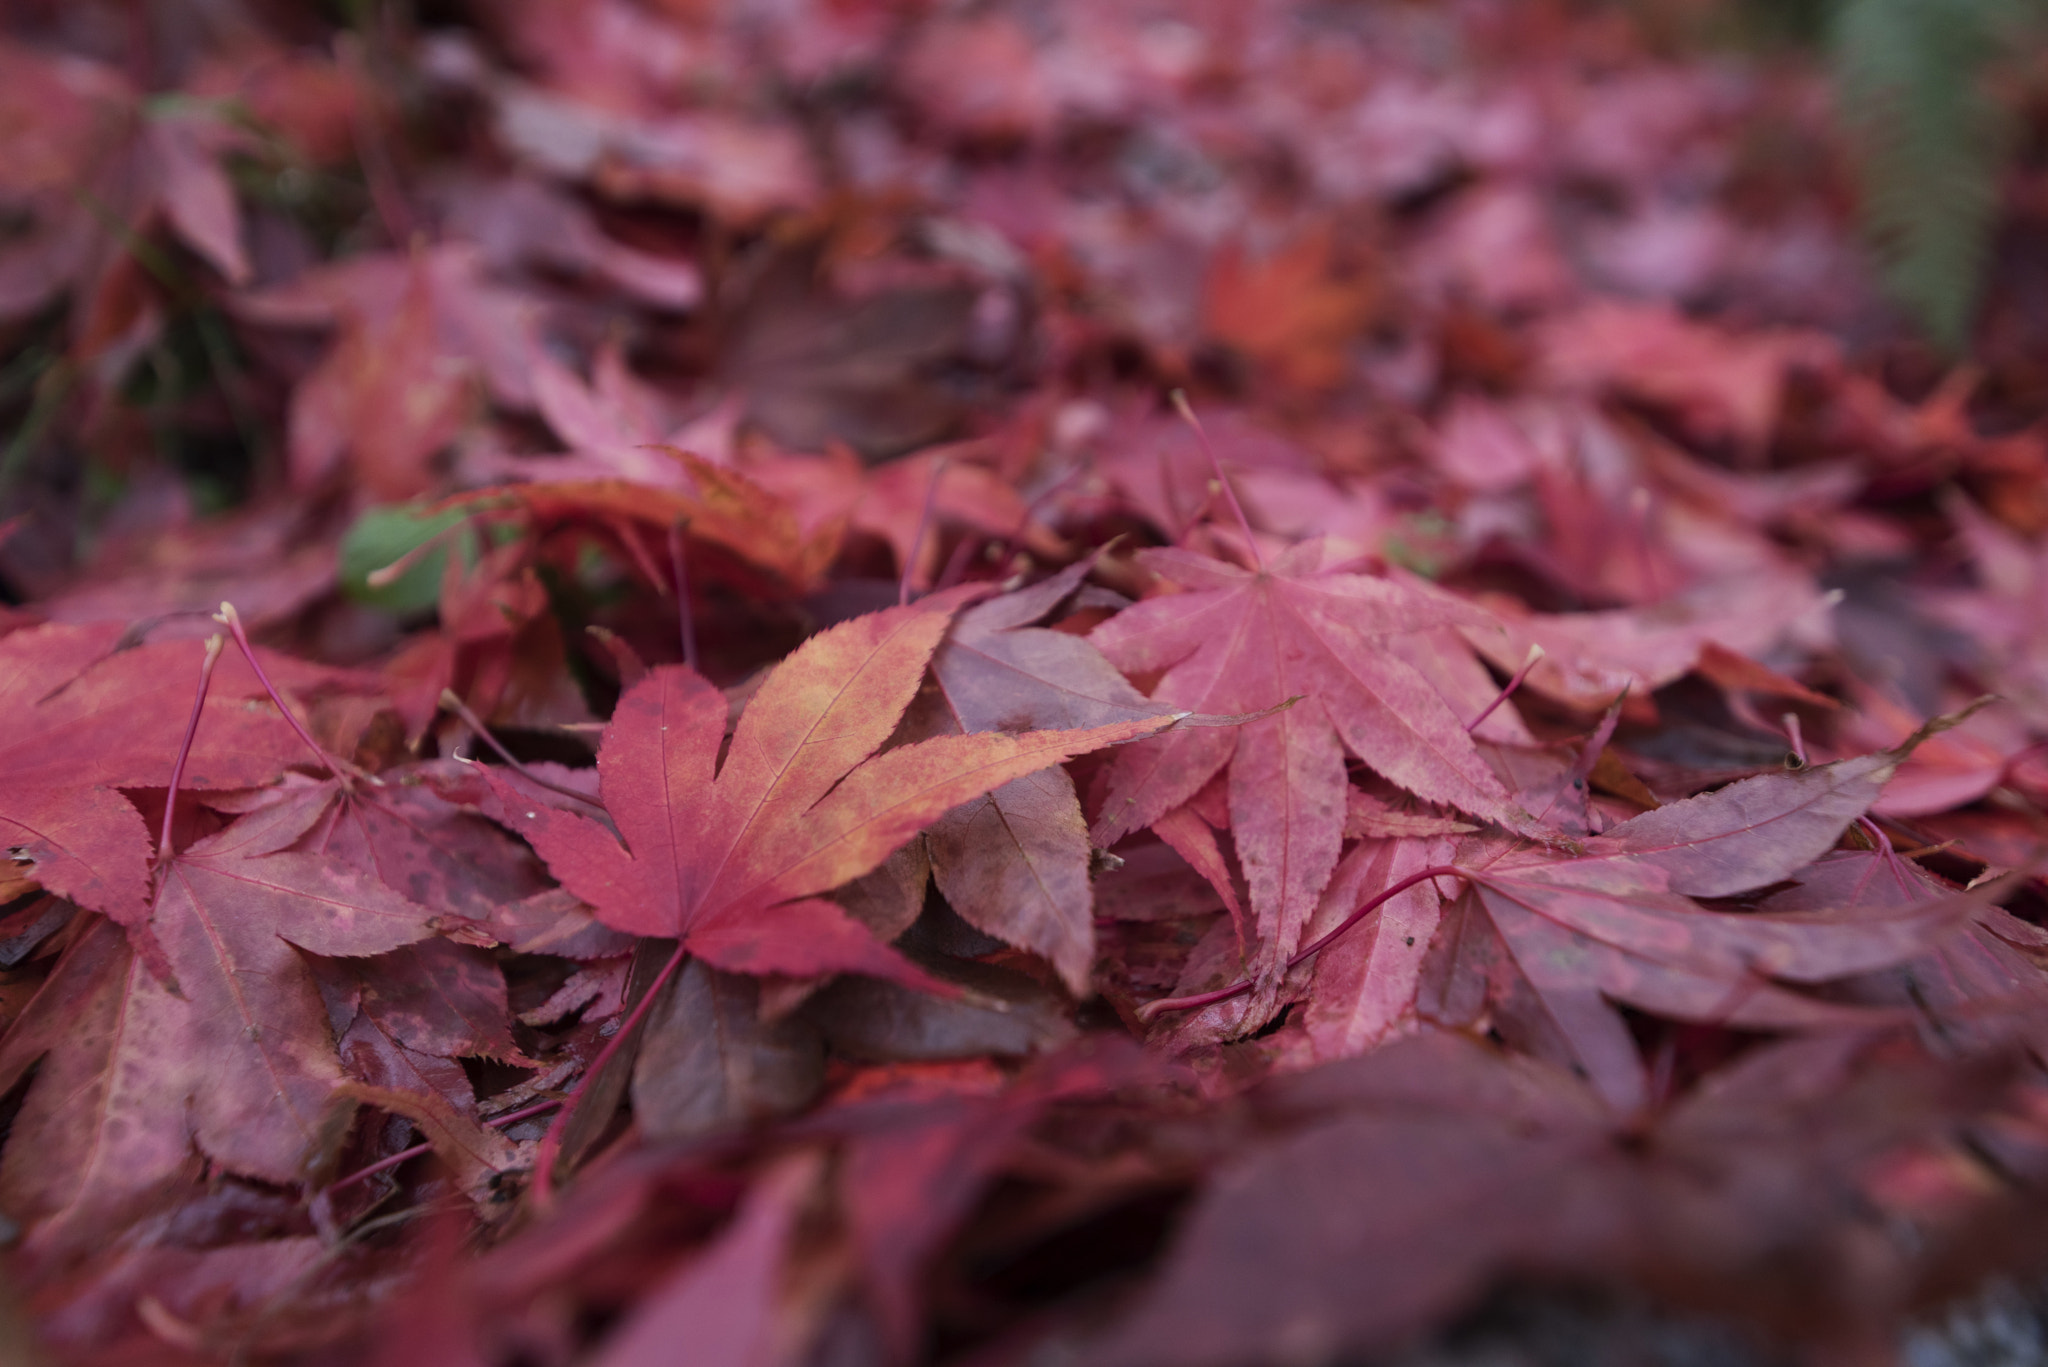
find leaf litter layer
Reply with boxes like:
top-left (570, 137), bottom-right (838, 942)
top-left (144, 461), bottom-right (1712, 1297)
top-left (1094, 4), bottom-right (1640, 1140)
top-left (5, 2), bottom-right (2048, 1365)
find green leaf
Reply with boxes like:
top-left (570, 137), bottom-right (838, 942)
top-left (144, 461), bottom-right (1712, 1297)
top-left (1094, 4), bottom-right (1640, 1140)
top-left (1829, 0), bottom-right (2041, 352)
top-left (339, 504), bottom-right (474, 615)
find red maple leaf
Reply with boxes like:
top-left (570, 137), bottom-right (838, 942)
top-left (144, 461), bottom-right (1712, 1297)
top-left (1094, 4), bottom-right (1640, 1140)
top-left (1424, 734), bottom-right (1998, 1108)
top-left (487, 589), bottom-right (1180, 985)
top-left (0, 829), bottom-right (446, 1252)
top-left (213, 763), bottom-right (548, 923)
top-left (1089, 541), bottom-right (1534, 1010)
top-left (0, 624), bottom-right (311, 930)
top-left (1156, 723), bottom-right (1995, 1105)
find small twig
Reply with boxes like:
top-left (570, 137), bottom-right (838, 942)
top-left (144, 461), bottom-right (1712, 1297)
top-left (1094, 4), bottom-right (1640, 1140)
top-left (1138, 865), bottom-right (1470, 1021)
top-left (933, 534), bottom-right (981, 591)
top-left (1629, 485), bottom-right (1662, 601)
top-left (1171, 389), bottom-right (1264, 572)
top-left (321, 1098), bottom-right (564, 1199)
top-left (667, 518), bottom-right (698, 672)
top-left (1858, 815), bottom-right (1920, 900)
top-left (365, 514), bottom-right (474, 589)
top-left (214, 603), bottom-right (354, 789)
top-left (1783, 712), bottom-right (1808, 768)
top-left (337, 34), bottom-right (414, 245)
top-left (988, 458), bottom-right (1090, 573)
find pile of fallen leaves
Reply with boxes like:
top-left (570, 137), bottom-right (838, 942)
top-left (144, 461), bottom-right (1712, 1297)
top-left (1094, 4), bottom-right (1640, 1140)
top-left (6, 1), bottom-right (2048, 1363)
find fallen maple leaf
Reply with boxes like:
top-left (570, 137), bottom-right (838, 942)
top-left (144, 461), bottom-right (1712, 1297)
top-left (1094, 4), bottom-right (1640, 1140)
top-left (1090, 540), bottom-right (1532, 1010)
top-left (487, 589), bottom-right (1180, 986)
top-left (1157, 721), bottom-right (1995, 1105)
top-left (212, 765), bottom-right (548, 922)
top-left (1537, 300), bottom-right (1836, 449)
top-left (629, 958), bottom-right (823, 1143)
top-left (0, 829), bottom-right (446, 1251)
top-left (837, 1043), bottom-right (1155, 1357)
top-left (583, 1151), bottom-right (821, 1367)
top-left (324, 939), bottom-right (526, 1199)
top-left (1088, 1034), bottom-right (1612, 1367)
top-left (809, 959), bottom-right (1078, 1063)
top-left (1093, 1024), bottom-right (2031, 1367)
top-left (1759, 848), bottom-right (2048, 1015)
top-left (1439, 844), bottom-right (1986, 1111)
top-left (922, 560), bottom-right (1185, 994)
top-left (1202, 226), bottom-right (1381, 394)
top-left (1424, 728), bottom-right (2005, 1108)
top-left (0, 624), bottom-right (311, 929)
top-left (1467, 570), bottom-right (1837, 715)
top-left (452, 450), bottom-right (841, 598)
top-left (289, 258), bottom-right (475, 499)
top-left (239, 244), bottom-right (543, 412)
top-left (1303, 831), bottom-right (1463, 1060)
top-left (746, 444), bottom-right (1055, 596)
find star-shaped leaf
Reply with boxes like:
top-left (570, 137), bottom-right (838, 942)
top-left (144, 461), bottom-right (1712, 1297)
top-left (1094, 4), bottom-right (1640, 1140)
top-left (1090, 542), bottom-right (1531, 1003)
top-left (489, 592), bottom-right (1178, 984)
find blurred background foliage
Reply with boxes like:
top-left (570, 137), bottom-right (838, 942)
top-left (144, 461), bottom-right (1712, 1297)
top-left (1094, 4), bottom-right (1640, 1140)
top-left (1827, 0), bottom-right (2042, 354)
top-left (1630, 0), bottom-right (2047, 354)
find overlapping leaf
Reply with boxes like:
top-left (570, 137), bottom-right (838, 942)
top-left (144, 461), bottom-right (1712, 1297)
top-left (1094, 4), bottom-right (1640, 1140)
top-left (9, 3), bottom-right (2048, 1360)
top-left (0, 625), bottom-right (313, 928)
top-left (0, 823), bottom-right (444, 1250)
top-left (1091, 541), bottom-right (1532, 1008)
top-left (1422, 736), bottom-right (1997, 1109)
top-left (923, 560), bottom-right (1183, 993)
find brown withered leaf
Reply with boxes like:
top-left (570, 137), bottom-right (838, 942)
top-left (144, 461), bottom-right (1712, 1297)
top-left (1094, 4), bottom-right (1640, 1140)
top-left (924, 561), bottom-right (1182, 995)
top-left (806, 957), bottom-right (1078, 1063)
top-left (630, 958), bottom-right (824, 1143)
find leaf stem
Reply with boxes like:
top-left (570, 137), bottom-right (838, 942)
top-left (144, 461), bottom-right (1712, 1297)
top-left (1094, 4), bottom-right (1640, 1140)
top-left (364, 514), bottom-right (474, 589)
top-left (321, 1098), bottom-right (564, 1198)
top-left (437, 689), bottom-right (610, 812)
top-left (1783, 712), bottom-right (1808, 767)
top-left (933, 533), bottom-right (980, 592)
top-left (901, 455), bottom-right (951, 606)
top-left (1136, 865), bottom-right (1469, 1022)
top-left (667, 517), bottom-right (698, 672)
top-left (1171, 389), bottom-right (1264, 572)
top-left (529, 939), bottom-right (690, 1207)
top-left (987, 458), bottom-right (1089, 575)
top-left (213, 603), bottom-right (355, 788)
top-left (1467, 644), bottom-right (1544, 734)
top-left (1858, 815), bottom-right (1918, 898)
top-left (160, 635), bottom-right (225, 864)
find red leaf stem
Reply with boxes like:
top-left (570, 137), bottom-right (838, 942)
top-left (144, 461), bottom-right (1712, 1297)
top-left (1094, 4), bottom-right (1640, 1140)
top-left (159, 633), bottom-right (224, 864)
top-left (1137, 865), bottom-right (1472, 1021)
